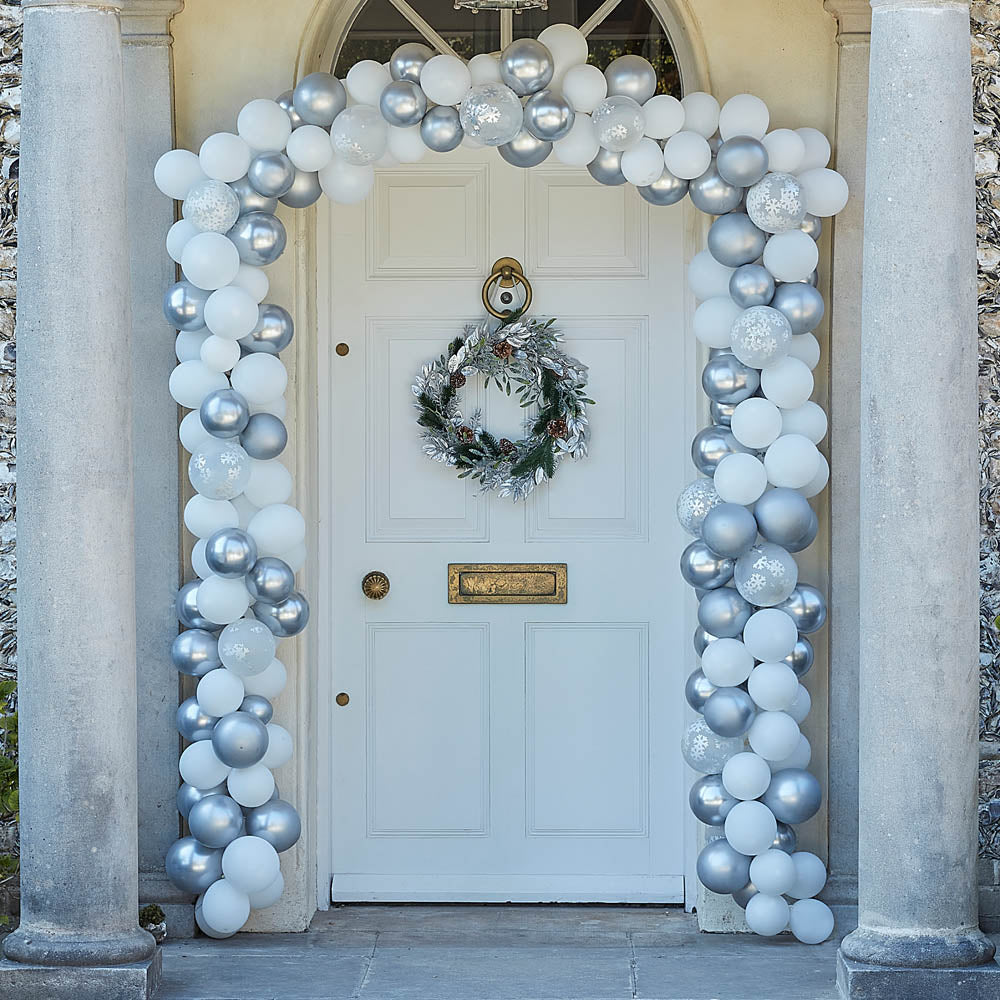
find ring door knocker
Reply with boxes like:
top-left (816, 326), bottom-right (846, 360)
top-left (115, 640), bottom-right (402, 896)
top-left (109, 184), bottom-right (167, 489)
top-left (482, 257), bottom-right (533, 319)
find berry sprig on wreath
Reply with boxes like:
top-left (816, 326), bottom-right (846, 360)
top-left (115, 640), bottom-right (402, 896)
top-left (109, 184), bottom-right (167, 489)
top-left (412, 314), bottom-right (593, 500)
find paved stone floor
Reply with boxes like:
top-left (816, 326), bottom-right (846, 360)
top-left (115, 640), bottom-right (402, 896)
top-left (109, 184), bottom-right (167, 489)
top-left (158, 905), bottom-right (847, 1000)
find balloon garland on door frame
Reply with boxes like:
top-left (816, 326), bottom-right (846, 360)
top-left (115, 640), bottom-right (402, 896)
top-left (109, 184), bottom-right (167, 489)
top-left (154, 22), bottom-right (848, 940)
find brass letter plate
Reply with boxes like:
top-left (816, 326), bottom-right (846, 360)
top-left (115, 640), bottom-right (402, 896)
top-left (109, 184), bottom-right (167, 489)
top-left (448, 563), bottom-right (567, 604)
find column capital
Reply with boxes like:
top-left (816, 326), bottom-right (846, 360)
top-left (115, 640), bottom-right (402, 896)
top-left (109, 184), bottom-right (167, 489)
top-left (120, 0), bottom-right (183, 41)
top-left (823, 0), bottom-right (871, 40)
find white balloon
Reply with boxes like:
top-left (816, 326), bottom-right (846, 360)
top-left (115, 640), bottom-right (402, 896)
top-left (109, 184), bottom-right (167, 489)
top-left (154, 148), bottom-right (207, 200)
top-left (285, 124), bottom-right (334, 172)
top-left (197, 576), bottom-right (252, 625)
top-left (184, 495), bottom-right (239, 537)
top-left (318, 158), bottom-right (375, 204)
top-left (241, 657), bottom-right (287, 699)
top-left (247, 503), bottom-right (306, 557)
top-left (742, 608), bottom-right (798, 662)
top-left (718, 94), bottom-right (769, 141)
top-left (701, 637), bottom-right (753, 687)
top-left (250, 396), bottom-right (287, 419)
top-left (722, 752), bottom-right (771, 800)
top-left (538, 23), bottom-right (588, 86)
top-left (230, 264), bottom-right (270, 304)
top-left (231, 354), bottom-right (288, 405)
top-left (764, 434), bottom-right (820, 489)
top-left (280, 542), bottom-right (307, 573)
top-left (762, 230), bottom-right (819, 283)
top-left (420, 54), bottom-right (471, 106)
top-left (797, 167), bottom-right (849, 217)
top-left (621, 137), bottom-right (665, 187)
top-left (179, 739), bottom-right (232, 788)
top-left (199, 132), bottom-right (252, 183)
top-left (222, 835), bottom-right (280, 894)
top-left (468, 53), bottom-right (501, 85)
top-left (191, 537), bottom-right (212, 579)
top-left (688, 250), bottom-right (735, 300)
top-left (261, 723), bottom-right (293, 769)
top-left (761, 356), bottom-right (814, 409)
top-left (642, 94), bottom-right (684, 140)
top-left (761, 129), bottom-right (805, 174)
top-left (168, 360), bottom-right (229, 409)
top-left (181, 232), bottom-right (241, 291)
top-left (800, 452), bottom-right (830, 498)
top-left (248, 871), bottom-right (285, 909)
top-left (237, 99), bottom-right (293, 153)
top-left (231, 493), bottom-right (259, 530)
top-left (748, 711), bottom-right (801, 761)
top-left (769, 733), bottom-right (811, 772)
top-left (244, 459), bottom-right (293, 507)
top-left (386, 124), bottom-right (426, 164)
top-left (781, 401), bottom-right (827, 444)
top-left (747, 662), bottom-right (799, 711)
top-left (680, 92), bottom-right (720, 138)
top-left (787, 332), bottom-right (821, 371)
top-left (745, 893), bottom-right (790, 936)
top-left (787, 683), bottom-right (812, 724)
top-left (561, 64), bottom-right (607, 114)
top-left (713, 453), bottom-right (767, 506)
top-left (795, 127), bottom-right (831, 171)
top-left (552, 114), bottom-right (600, 166)
top-left (227, 763), bottom-right (275, 808)
top-left (693, 296), bottom-right (741, 348)
top-left (663, 130), bottom-right (712, 180)
top-left (750, 849), bottom-right (796, 895)
top-left (167, 219), bottom-right (199, 263)
top-left (346, 59), bottom-right (392, 106)
top-left (724, 799), bottom-right (777, 856)
top-left (197, 667), bottom-right (245, 716)
top-left (204, 286), bottom-right (260, 341)
top-left (731, 397), bottom-right (782, 449)
top-left (789, 898), bottom-right (834, 944)
top-left (789, 851), bottom-right (828, 899)
top-left (175, 330), bottom-right (209, 365)
top-left (200, 335), bottom-right (241, 373)
top-left (201, 878), bottom-right (250, 935)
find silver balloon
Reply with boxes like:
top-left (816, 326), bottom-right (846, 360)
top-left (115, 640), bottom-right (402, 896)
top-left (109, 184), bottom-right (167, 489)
top-left (753, 488), bottom-right (814, 548)
top-left (772, 821), bottom-right (798, 854)
top-left (676, 478), bottom-right (723, 536)
top-left (716, 136), bottom-right (769, 187)
top-left (227, 212), bottom-right (287, 267)
top-left (420, 105), bottom-right (464, 152)
top-left (276, 89), bottom-right (304, 129)
top-left (248, 152), bottom-right (296, 198)
top-left (229, 175), bottom-right (278, 216)
top-left (177, 696), bottom-right (220, 742)
top-left (603, 54), bottom-right (657, 104)
top-left (254, 591), bottom-right (310, 638)
top-left (205, 527), bottom-right (258, 579)
top-left (240, 412), bottom-right (288, 460)
top-left (587, 148), bottom-right (626, 186)
top-left (701, 354), bottom-right (760, 405)
top-left (696, 838), bottom-right (751, 894)
top-left (680, 539), bottom-right (735, 591)
top-left (734, 542), bottom-right (798, 607)
top-left (762, 767), bottom-right (823, 825)
top-left (729, 264), bottom-right (775, 308)
top-left (389, 41), bottom-right (434, 83)
top-left (163, 280), bottom-right (209, 332)
top-left (165, 836), bottom-right (223, 894)
top-left (211, 711), bottom-right (269, 769)
top-left (200, 388), bottom-right (250, 439)
top-left (785, 508), bottom-right (818, 553)
top-left (292, 71), bottom-right (347, 127)
top-left (245, 799), bottom-right (302, 853)
top-left (245, 556), bottom-right (295, 604)
top-left (681, 718), bottom-right (744, 773)
top-left (701, 503), bottom-right (758, 560)
top-left (771, 281), bottom-right (825, 335)
top-left (279, 169), bottom-right (322, 209)
top-left (707, 212), bottom-right (766, 268)
top-left (694, 626), bottom-right (719, 657)
top-left (783, 636), bottom-right (815, 678)
top-left (239, 694), bottom-right (274, 725)
top-left (188, 792), bottom-right (245, 848)
top-left (499, 129), bottom-right (551, 168)
top-left (691, 425), bottom-right (750, 476)
top-left (240, 302), bottom-right (293, 356)
top-left (800, 213), bottom-right (822, 240)
top-left (177, 580), bottom-right (216, 629)
top-left (171, 628), bottom-right (221, 677)
top-left (732, 880), bottom-right (759, 909)
top-left (638, 170), bottom-right (689, 206)
top-left (379, 80), bottom-right (427, 128)
top-left (689, 772), bottom-right (737, 826)
top-left (776, 584), bottom-right (827, 634)
top-left (523, 89), bottom-right (575, 142)
top-left (710, 400), bottom-right (736, 427)
top-left (689, 163), bottom-right (743, 216)
top-left (703, 686), bottom-right (756, 738)
top-left (499, 38), bottom-right (554, 97)
top-left (685, 668), bottom-right (717, 713)
top-left (177, 780), bottom-right (226, 821)
top-left (697, 586), bottom-right (752, 638)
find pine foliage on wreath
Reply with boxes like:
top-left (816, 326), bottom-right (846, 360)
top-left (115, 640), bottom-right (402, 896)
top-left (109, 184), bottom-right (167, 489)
top-left (412, 314), bottom-right (593, 500)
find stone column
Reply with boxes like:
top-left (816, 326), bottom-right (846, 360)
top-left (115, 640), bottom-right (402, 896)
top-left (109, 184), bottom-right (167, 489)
top-left (838, 0), bottom-right (1000, 995)
top-left (0, 1), bottom-right (159, 997)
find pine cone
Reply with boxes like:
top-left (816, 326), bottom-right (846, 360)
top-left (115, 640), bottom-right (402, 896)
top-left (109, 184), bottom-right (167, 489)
top-left (457, 425), bottom-right (475, 443)
top-left (449, 372), bottom-right (467, 389)
top-left (546, 418), bottom-right (568, 439)
top-left (499, 438), bottom-right (516, 456)
top-left (492, 340), bottom-right (513, 359)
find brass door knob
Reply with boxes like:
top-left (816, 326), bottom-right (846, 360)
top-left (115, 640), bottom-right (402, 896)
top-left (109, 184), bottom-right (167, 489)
top-left (362, 571), bottom-right (390, 600)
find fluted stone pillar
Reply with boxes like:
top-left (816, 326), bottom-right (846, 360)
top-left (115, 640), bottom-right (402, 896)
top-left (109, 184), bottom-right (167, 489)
top-left (838, 0), bottom-right (1000, 995)
top-left (0, 0), bottom-right (159, 996)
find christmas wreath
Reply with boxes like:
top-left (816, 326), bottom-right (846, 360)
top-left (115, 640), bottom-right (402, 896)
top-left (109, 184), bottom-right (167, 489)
top-left (412, 315), bottom-right (593, 500)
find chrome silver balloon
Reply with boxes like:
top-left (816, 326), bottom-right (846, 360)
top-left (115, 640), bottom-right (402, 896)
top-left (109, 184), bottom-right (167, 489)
top-left (680, 539), bottom-right (735, 591)
top-left (389, 41), bottom-right (434, 83)
top-left (732, 880), bottom-right (759, 909)
top-left (716, 136), bottom-right (769, 187)
top-left (771, 281), bottom-right (826, 335)
top-left (228, 212), bottom-right (287, 267)
top-left (499, 129), bottom-right (551, 168)
top-left (240, 412), bottom-right (288, 460)
top-left (205, 527), bottom-right (258, 579)
top-left (604, 54), bottom-right (657, 104)
top-left (685, 668), bottom-right (717, 713)
top-left (689, 772), bottom-right (737, 826)
top-left (785, 508), bottom-right (818, 553)
top-left (276, 89), bottom-right (304, 129)
top-left (701, 353), bottom-right (760, 405)
top-left (229, 175), bottom-right (278, 216)
top-left (279, 169), bottom-right (322, 209)
top-left (176, 580), bottom-right (216, 629)
top-left (165, 835), bottom-right (223, 893)
top-left (707, 212), bottom-right (766, 267)
top-left (200, 388), bottom-right (250, 439)
top-left (638, 170), bottom-right (689, 206)
top-left (498, 37), bottom-right (553, 97)
top-left (693, 626), bottom-right (719, 657)
top-left (420, 105), bottom-right (464, 152)
top-left (254, 590), bottom-right (310, 638)
top-left (239, 694), bottom-right (274, 725)
top-left (177, 780), bottom-right (226, 821)
top-left (163, 280), bottom-right (209, 332)
top-left (800, 213), bottom-right (822, 240)
top-left (691, 425), bottom-right (751, 476)
top-left (703, 686), bottom-right (756, 738)
top-left (188, 792), bottom-right (246, 848)
top-left (245, 799), bottom-right (302, 852)
top-left (171, 628), bottom-right (221, 677)
top-left (783, 636), bottom-right (815, 678)
top-left (772, 820), bottom-right (798, 854)
top-left (248, 152), bottom-right (296, 198)
top-left (697, 586), bottom-right (752, 639)
top-left (587, 148), bottom-right (626, 186)
top-left (776, 583), bottom-right (827, 634)
top-left (240, 302), bottom-right (293, 356)
top-left (379, 79), bottom-right (427, 128)
top-left (710, 400), bottom-right (736, 427)
top-left (211, 711), bottom-right (269, 769)
top-left (292, 71), bottom-right (347, 127)
top-left (762, 767), bottom-right (823, 825)
top-left (523, 89), bottom-right (575, 142)
top-left (245, 556), bottom-right (295, 604)
top-left (729, 263), bottom-right (775, 308)
top-left (734, 541), bottom-right (798, 607)
top-left (696, 838), bottom-right (751, 894)
top-left (689, 163), bottom-right (743, 216)
top-left (753, 488), bottom-right (814, 548)
top-left (177, 696), bottom-right (220, 742)
top-left (701, 503), bottom-right (758, 559)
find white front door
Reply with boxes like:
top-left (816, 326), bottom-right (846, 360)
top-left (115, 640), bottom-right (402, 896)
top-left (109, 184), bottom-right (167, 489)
top-left (321, 143), bottom-right (692, 902)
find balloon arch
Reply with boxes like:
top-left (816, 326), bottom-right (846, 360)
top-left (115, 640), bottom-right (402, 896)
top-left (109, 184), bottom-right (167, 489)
top-left (155, 24), bottom-right (848, 943)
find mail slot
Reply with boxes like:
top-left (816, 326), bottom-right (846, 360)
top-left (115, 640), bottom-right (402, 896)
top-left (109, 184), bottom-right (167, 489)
top-left (448, 563), bottom-right (568, 604)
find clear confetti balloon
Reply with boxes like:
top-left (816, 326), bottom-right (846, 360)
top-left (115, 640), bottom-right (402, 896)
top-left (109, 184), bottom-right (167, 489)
top-left (729, 305), bottom-right (793, 369)
top-left (460, 84), bottom-right (523, 146)
top-left (681, 718), bottom-right (744, 773)
top-left (746, 171), bottom-right (807, 234)
top-left (218, 618), bottom-right (277, 676)
top-left (331, 105), bottom-right (388, 165)
top-left (183, 179), bottom-right (241, 234)
top-left (591, 95), bottom-right (645, 152)
top-left (734, 542), bottom-right (799, 607)
top-left (188, 439), bottom-right (252, 501)
top-left (676, 478), bottom-right (723, 535)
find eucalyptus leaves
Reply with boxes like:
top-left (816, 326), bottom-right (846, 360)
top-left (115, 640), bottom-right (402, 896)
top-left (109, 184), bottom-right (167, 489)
top-left (413, 316), bottom-right (592, 500)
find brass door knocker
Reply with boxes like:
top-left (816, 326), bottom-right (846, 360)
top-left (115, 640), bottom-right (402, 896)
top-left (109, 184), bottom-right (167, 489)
top-left (482, 257), bottom-right (532, 319)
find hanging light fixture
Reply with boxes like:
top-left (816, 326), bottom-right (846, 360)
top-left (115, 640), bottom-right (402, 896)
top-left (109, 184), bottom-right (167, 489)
top-left (453, 0), bottom-right (547, 14)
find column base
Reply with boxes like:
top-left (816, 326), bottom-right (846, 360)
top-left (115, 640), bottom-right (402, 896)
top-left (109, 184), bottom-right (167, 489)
top-left (837, 952), bottom-right (1000, 999)
top-left (840, 926), bottom-right (996, 968)
top-left (2, 925), bottom-right (156, 966)
top-left (0, 948), bottom-right (161, 1000)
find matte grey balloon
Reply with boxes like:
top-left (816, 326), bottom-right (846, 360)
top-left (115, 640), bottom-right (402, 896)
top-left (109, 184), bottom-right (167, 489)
top-left (245, 556), bottom-right (295, 604)
top-left (254, 590), bottom-right (310, 638)
top-left (716, 136), bottom-right (769, 187)
top-left (176, 580), bottom-right (216, 629)
top-left (762, 767), bottom-right (823, 825)
top-left (710, 400), bottom-right (736, 427)
top-left (499, 38), bottom-right (554, 97)
top-left (229, 175), bottom-right (278, 216)
top-left (638, 170), bottom-right (688, 206)
top-left (499, 129), bottom-right (551, 168)
top-left (680, 539), bottom-right (735, 591)
top-left (776, 583), bottom-right (827, 634)
top-left (279, 169), bottom-right (322, 209)
top-left (701, 354), bottom-right (760, 404)
top-left (187, 792), bottom-right (245, 848)
top-left (171, 628), bottom-right (221, 677)
top-left (293, 72), bottom-right (347, 127)
top-left (707, 212), bottom-right (767, 267)
top-left (240, 412), bottom-right (288, 460)
top-left (177, 780), bottom-right (226, 821)
top-left (691, 425), bottom-right (750, 476)
top-left (800, 213), bottom-right (822, 240)
top-left (245, 799), bottom-right (302, 853)
top-left (239, 694), bottom-right (274, 725)
top-left (165, 836), bottom-right (223, 894)
top-left (703, 686), bottom-right (756, 738)
top-left (771, 280), bottom-right (825, 335)
top-left (177, 695), bottom-right (219, 742)
top-left (276, 89), bottom-right (304, 129)
top-left (753, 488), bottom-right (814, 548)
top-left (693, 626), bottom-right (719, 657)
top-left (785, 508), bottom-right (818, 553)
top-left (420, 105), bottom-right (464, 152)
top-left (587, 148), bottom-right (626, 186)
top-left (211, 710), bottom-right (269, 768)
top-left (204, 527), bottom-right (258, 579)
top-left (685, 668), bottom-right (717, 713)
top-left (248, 152), bottom-right (296, 198)
top-left (729, 264), bottom-right (775, 308)
top-left (783, 636), bottom-right (814, 678)
top-left (200, 388), bottom-right (250, 439)
top-left (379, 79), bottom-right (427, 127)
top-left (689, 163), bottom-right (743, 216)
top-left (732, 880), bottom-right (759, 909)
top-left (696, 838), bottom-right (751, 894)
top-left (523, 89), bottom-right (575, 142)
top-left (697, 587), bottom-right (752, 639)
top-left (240, 302), bottom-right (294, 356)
top-left (389, 41), bottom-right (435, 83)
top-left (603, 54), bottom-right (657, 104)
top-left (701, 503), bottom-right (758, 559)
top-left (164, 280), bottom-right (209, 332)
top-left (773, 821), bottom-right (798, 854)
top-left (689, 772), bottom-right (737, 826)
top-left (228, 212), bottom-right (287, 266)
